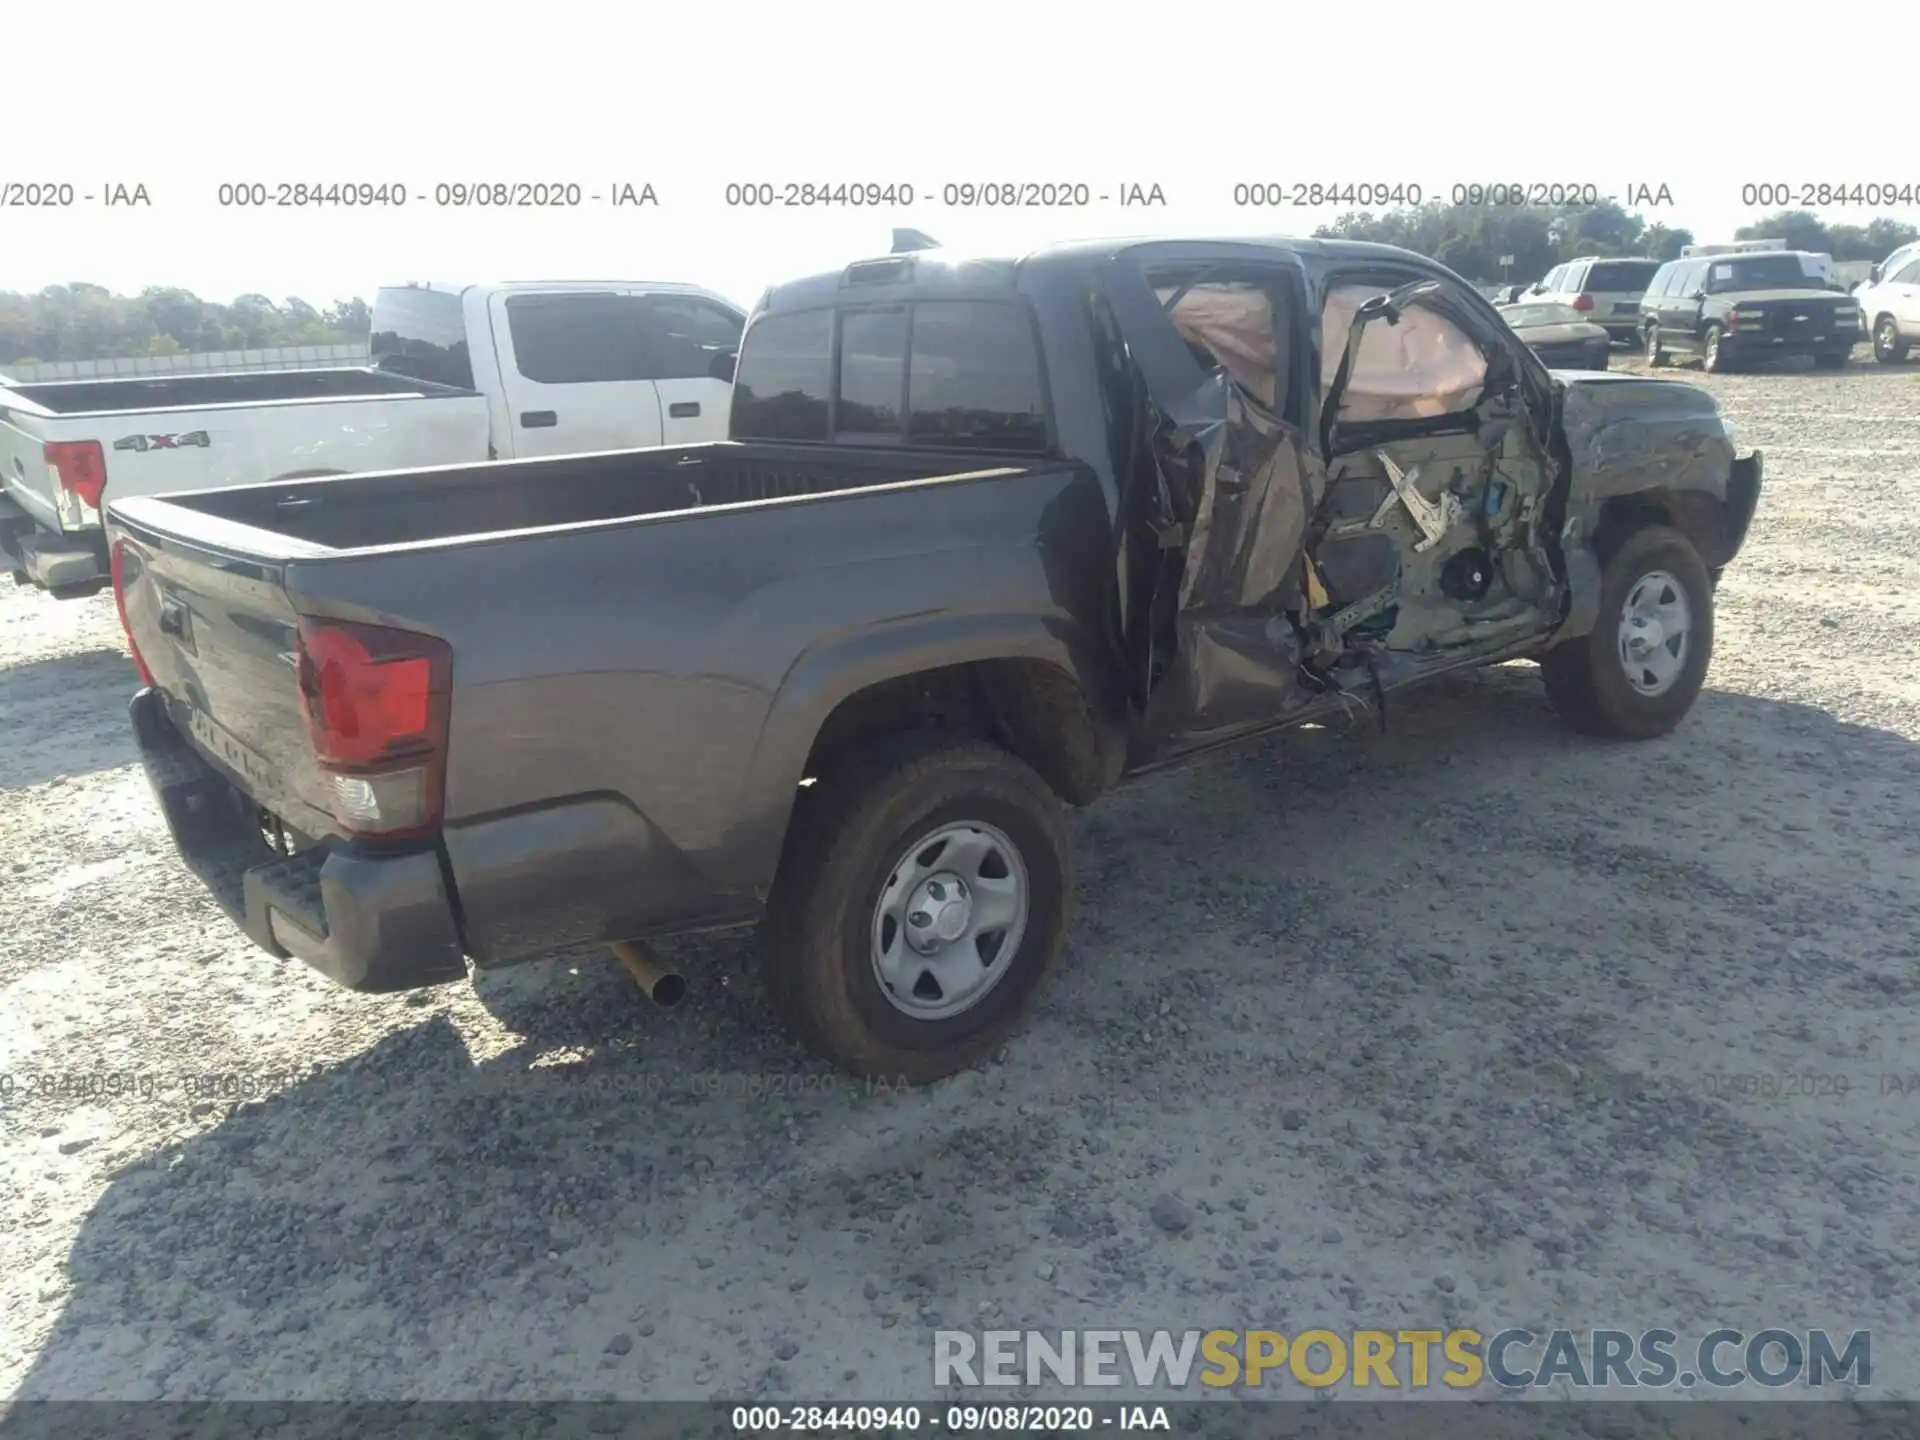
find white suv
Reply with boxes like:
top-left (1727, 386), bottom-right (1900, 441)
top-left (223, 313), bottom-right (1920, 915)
top-left (1525, 257), bottom-right (1663, 345)
top-left (1854, 252), bottom-right (1920, 363)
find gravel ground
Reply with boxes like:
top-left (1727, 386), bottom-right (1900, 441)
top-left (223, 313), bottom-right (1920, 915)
top-left (3, 351), bottom-right (1919, 1406)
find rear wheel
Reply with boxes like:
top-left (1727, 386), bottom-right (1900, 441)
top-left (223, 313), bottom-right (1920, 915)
top-left (1873, 316), bottom-right (1910, 364)
top-left (1644, 324), bottom-right (1667, 367)
top-left (760, 734), bottom-right (1073, 1083)
top-left (1542, 524), bottom-right (1714, 740)
top-left (1702, 324), bottom-right (1734, 373)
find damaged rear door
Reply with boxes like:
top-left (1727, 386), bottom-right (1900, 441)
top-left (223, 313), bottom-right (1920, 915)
top-left (1097, 244), bottom-right (1323, 752)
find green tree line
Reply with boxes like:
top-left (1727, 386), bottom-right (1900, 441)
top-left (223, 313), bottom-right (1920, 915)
top-left (0, 285), bottom-right (372, 366)
top-left (1314, 205), bottom-right (1920, 284)
top-left (7, 205), bottom-right (1920, 364)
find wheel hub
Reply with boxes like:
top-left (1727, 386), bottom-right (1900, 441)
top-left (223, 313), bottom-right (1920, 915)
top-left (907, 872), bottom-right (972, 952)
top-left (869, 820), bottom-right (1031, 1021)
top-left (1616, 569), bottom-right (1691, 697)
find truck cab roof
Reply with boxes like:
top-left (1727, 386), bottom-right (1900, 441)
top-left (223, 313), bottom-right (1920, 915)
top-left (753, 235), bottom-right (1457, 316)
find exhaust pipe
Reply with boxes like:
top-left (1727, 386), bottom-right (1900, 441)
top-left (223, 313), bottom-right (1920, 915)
top-left (610, 939), bottom-right (686, 1008)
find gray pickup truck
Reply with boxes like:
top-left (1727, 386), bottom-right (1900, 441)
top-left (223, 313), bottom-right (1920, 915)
top-left (108, 236), bottom-right (1763, 1082)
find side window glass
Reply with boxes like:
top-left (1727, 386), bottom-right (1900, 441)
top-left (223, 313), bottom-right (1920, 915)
top-left (1320, 282), bottom-right (1488, 422)
top-left (1891, 259), bottom-right (1920, 285)
top-left (1649, 268), bottom-right (1674, 298)
top-left (730, 309), bottom-right (833, 441)
top-left (634, 296), bottom-right (744, 380)
top-left (504, 293), bottom-right (643, 384)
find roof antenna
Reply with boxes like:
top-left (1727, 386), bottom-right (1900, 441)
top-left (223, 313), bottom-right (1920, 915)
top-left (891, 228), bottom-right (941, 254)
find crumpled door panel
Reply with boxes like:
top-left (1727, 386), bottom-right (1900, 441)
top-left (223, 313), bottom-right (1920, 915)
top-left (1100, 261), bottom-right (1318, 743)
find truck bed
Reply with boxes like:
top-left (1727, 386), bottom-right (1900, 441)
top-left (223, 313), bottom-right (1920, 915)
top-left (2, 366), bottom-right (466, 417)
top-left (138, 442), bottom-right (1029, 552)
top-left (107, 438), bottom-right (1096, 967)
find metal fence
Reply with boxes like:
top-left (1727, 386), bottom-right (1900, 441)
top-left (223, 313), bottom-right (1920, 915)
top-left (0, 343), bottom-right (371, 385)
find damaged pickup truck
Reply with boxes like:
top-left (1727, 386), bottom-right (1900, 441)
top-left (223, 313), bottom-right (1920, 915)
top-left (108, 236), bottom-right (1763, 1082)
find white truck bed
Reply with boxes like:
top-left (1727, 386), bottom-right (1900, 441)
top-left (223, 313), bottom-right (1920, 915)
top-left (0, 368), bottom-right (491, 593)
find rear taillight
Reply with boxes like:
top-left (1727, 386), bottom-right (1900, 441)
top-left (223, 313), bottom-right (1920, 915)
top-left (45, 440), bottom-right (108, 512)
top-left (294, 616), bottom-right (452, 838)
top-left (108, 540), bottom-right (155, 686)
top-left (1571, 293), bottom-right (1594, 312)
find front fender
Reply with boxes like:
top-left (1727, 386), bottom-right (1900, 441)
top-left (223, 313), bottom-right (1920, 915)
top-left (1558, 373), bottom-right (1737, 505)
top-left (1550, 374), bottom-right (1753, 642)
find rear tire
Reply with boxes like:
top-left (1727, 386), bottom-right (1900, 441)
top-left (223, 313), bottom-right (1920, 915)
top-left (1542, 524), bottom-right (1714, 740)
top-left (1702, 324), bottom-right (1734, 373)
top-left (1644, 325), bottom-right (1668, 368)
top-left (760, 734), bottom-right (1073, 1083)
top-left (1812, 350), bottom-right (1850, 370)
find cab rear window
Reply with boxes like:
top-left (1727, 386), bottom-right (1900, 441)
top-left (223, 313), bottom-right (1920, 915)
top-left (1583, 260), bottom-right (1659, 293)
top-left (732, 300), bottom-right (1049, 452)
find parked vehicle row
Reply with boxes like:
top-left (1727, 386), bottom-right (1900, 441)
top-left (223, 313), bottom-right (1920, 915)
top-left (1500, 240), bottom-right (1920, 374)
top-left (107, 233), bottom-right (1763, 1081)
top-left (0, 279), bottom-right (747, 598)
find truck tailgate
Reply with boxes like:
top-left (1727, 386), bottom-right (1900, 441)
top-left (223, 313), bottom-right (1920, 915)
top-left (113, 528), bottom-right (335, 838)
top-left (0, 413), bottom-right (56, 529)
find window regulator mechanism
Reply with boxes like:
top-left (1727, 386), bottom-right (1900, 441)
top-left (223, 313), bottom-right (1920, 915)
top-left (1364, 452), bottom-right (1459, 552)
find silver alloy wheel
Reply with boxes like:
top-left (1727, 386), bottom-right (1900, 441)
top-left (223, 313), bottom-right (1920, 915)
top-left (1705, 327), bottom-right (1722, 370)
top-left (1876, 317), bottom-right (1900, 362)
top-left (1645, 326), bottom-right (1660, 364)
top-left (869, 820), bottom-right (1030, 1020)
top-left (1617, 569), bottom-right (1692, 697)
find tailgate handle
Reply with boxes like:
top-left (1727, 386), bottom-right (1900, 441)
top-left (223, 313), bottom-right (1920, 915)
top-left (157, 598), bottom-right (194, 652)
top-left (668, 401), bottom-right (701, 419)
top-left (520, 410), bottom-right (558, 429)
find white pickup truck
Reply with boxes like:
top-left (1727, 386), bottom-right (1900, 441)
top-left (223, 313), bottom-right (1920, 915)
top-left (0, 278), bottom-right (747, 596)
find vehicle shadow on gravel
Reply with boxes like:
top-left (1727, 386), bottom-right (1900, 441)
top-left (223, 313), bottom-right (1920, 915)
top-left (0, 647), bottom-right (140, 789)
top-left (17, 666), bottom-right (1920, 1399)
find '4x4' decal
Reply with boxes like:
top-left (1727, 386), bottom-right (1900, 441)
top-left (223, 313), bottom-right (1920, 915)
top-left (113, 431), bottom-right (211, 452)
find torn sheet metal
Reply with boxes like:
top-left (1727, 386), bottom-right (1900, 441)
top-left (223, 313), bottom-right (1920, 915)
top-left (1100, 261), bottom-right (1315, 731)
top-left (1556, 375), bottom-right (1737, 503)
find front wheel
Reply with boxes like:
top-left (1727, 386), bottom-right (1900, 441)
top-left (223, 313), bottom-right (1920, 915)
top-left (1542, 524), bottom-right (1714, 740)
top-left (1874, 316), bottom-right (1910, 364)
top-left (760, 734), bottom-right (1073, 1083)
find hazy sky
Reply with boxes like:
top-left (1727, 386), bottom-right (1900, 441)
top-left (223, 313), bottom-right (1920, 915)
top-left (5, 0), bottom-right (1911, 309)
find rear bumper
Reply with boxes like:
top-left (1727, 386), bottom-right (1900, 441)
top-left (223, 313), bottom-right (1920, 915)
top-left (131, 687), bottom-right (467, 992)
top-left (0, 516), bottom-right (108, 594)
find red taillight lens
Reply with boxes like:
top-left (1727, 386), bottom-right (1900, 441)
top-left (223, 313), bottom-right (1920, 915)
top-left (1571, 293), bottom-right (1594, 312)
top-left (45, 440), bottom-right (108, 511)
top-left (294, 617), bottom-right (452, 836)
top-left (108, 540), bottom-right (156, 686)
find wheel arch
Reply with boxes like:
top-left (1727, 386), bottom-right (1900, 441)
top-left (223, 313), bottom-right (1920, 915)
top-left (728, 612), bottom-right (1128, 899)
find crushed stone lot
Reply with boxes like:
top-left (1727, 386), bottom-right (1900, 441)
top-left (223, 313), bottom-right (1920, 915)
top-left (3, 354), bottom-right (1919, 1406)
